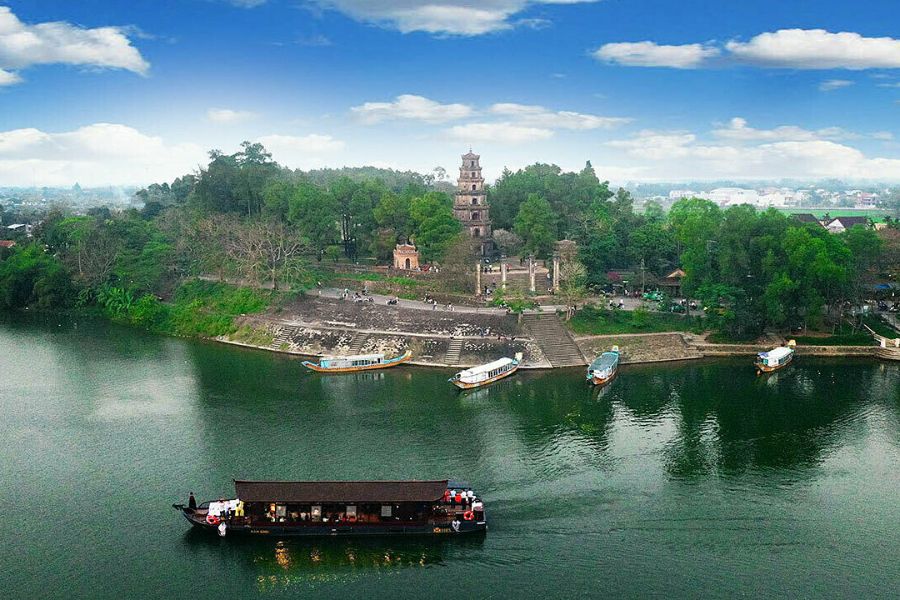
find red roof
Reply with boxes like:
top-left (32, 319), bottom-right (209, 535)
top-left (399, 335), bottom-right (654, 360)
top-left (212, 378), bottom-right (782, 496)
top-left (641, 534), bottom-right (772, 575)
top-left (0, 240), bottom-right (16, 248)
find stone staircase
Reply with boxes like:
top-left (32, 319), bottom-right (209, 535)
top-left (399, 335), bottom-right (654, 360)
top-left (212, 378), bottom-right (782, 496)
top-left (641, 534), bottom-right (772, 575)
top-left (522, 313), bottom-right (586, 367)
top-left (347, 332), bottom-right (369, 354)
top-left (444, 338), bottom-right (464, 365)
top-left (271, 325), bottom-right (295, 350)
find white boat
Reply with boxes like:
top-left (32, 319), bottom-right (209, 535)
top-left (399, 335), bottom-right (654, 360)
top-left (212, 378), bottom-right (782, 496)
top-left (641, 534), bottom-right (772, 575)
top-left (302, 351), bottom-right (412, 373)
top-left (450, 355), bottom-right (520, 389)
top-left (755, 341), bottom-right (795, 373)
top-left (587, 347), bottom-right (619, 386)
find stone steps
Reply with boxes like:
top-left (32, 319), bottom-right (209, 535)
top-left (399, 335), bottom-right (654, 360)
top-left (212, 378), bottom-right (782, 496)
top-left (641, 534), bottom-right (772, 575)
top-left (271, 326), bottom-right (295, 349)
top-left (522, 313), bottom-right (586, 367)
top-left (347, 332), bottom-right (369, 354)
top-left (444, 338), bottom-right (464, 364)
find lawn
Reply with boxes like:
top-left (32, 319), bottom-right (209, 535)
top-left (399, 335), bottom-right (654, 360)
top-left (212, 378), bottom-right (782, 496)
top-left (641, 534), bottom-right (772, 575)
top-left (569, 305), bottom-right (701, 335)
top-left (777, 208), bottom-right (893, 223)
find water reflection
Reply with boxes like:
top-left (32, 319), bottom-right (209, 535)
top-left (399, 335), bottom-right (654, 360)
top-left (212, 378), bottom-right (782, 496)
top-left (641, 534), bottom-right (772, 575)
top-left (180, 529), bottom-right (484, 591)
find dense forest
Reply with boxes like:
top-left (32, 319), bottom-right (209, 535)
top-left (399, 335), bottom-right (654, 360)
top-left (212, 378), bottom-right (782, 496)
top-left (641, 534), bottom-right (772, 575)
top-left (0, 141), bottom-right (897, 340)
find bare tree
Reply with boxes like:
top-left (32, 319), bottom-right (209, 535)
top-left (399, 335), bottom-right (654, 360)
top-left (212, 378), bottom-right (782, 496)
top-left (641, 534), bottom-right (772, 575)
top-left (224, 220), bottom-right (306, 290)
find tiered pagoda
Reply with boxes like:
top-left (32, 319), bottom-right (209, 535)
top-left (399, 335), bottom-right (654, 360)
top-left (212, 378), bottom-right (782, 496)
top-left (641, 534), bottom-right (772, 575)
top-left (453, 150), bottom-right (493, 256)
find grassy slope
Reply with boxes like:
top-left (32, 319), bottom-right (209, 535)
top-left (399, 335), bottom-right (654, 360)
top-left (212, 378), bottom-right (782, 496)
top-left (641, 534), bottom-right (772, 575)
top-left (569, 306), bottom-right (700, 335)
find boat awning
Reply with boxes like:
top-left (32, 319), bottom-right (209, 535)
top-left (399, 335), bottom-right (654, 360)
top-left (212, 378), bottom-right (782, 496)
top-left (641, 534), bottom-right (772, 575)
top-left (759, 347), bottom-right (792, 360)
top-left (233, 480), bottom-right (449, 503)
top-left (589, 352), bottom-right (618, 370)
top-left (324, 353), bottom-right (383, 362)
top-left (459, 357), bottom-right (514, 378)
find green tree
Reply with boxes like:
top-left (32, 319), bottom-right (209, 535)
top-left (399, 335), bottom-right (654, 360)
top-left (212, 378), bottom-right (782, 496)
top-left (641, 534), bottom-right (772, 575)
top-left (514, 194), bottom-right (556, 258)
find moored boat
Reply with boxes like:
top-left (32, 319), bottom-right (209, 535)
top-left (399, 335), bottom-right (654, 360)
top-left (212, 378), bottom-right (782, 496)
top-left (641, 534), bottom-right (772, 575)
top-left (173, 479), bottom-right (486, 537)
top-left (587, 347), bottom-right (619, 386)
top-left (755, 340), bottom-right (796, 373)
top-left (302, 350), bottom-right (411, 373)
top-left (449, 354), bottom-right (520, 389)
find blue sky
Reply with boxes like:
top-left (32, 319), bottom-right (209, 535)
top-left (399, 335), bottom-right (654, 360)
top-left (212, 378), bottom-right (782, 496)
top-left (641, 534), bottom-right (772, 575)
top-left (1, 0), bottom-right (899, 186)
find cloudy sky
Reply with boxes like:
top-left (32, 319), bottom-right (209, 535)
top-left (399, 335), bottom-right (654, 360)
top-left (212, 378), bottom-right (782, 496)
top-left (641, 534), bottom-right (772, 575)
top-left (1, 0), bottom-right (899, 186)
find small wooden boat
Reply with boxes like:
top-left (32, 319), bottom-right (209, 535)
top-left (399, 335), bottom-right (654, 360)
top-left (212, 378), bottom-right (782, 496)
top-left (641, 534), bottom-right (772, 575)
top-left (302, 350), bottom-right (411, 373)
top-left (587, 347), bottom-right (619, 386)
top-left (755, 340), bottom-right (795, 373)
top-left (449, 354), bottom-right (520, 389)
top-left (172, 479), bottom-right (487, 537)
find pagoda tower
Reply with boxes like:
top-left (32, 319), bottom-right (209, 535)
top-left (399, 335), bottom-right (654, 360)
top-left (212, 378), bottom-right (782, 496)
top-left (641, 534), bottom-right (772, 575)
top-left (453, 150), bottom-right (493, 256)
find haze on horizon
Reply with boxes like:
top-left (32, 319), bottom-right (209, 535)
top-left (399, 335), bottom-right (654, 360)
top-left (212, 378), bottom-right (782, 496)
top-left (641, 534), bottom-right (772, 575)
top-left (1, 0), bottom-right (899, 187)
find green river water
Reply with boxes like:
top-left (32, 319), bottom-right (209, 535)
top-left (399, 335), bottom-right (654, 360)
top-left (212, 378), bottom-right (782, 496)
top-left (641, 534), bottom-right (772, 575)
top-left (1, 313), bottom-right (899, 599)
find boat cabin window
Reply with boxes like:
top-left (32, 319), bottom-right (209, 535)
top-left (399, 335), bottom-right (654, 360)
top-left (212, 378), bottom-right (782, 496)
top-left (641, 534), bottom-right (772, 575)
top-left (311, 505), bottom-right (322, 522)
top-left (346, 505), bottom-right (357, 518)
top-left (381, 505), bottom-right (392, 517)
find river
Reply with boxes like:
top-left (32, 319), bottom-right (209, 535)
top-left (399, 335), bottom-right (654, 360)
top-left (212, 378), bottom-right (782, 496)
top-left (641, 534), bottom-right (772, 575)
top-left (1, 313), bottom-right (899, 599)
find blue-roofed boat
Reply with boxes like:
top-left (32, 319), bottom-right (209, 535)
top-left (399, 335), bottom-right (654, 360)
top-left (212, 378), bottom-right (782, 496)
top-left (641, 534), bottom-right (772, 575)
top-left (587, 347), bottom-right (619, 386)
top-left (302, 351), bottom-right (412, 373)
top-left (755, 340), bottom-right (795, 374)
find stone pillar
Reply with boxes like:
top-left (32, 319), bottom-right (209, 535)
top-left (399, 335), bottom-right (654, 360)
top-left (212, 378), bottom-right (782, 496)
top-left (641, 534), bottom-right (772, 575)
top-left (501, 262), bottom-right (507, 291)
top-left (475, 263), bottom-right (481, 297)
top-left (552, 252), bottom-right (560, 293)
top-left (528, 255), bottom-right (536, 293)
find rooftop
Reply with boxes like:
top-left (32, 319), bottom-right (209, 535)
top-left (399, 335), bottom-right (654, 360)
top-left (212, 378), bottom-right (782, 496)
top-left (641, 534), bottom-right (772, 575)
top-left (233, 480), bottom-right (449, 503)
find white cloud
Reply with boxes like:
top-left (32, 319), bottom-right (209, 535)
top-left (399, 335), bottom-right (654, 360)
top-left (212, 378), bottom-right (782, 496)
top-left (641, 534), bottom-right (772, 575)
top-left (0, 124), bottom-right (204, 186)
top-left (727, 29), bottom-right (900, 70)
top-left (712, 117), bottom-right (856, 142)
top-left (446, 122), bottom-right (554, 143)
top-left (351, 94), bottom-right (473, 124)
top-left (872, 131), bottom-right (894, 141)
top-left (595, 29), bottom-right (900, 71)
top-left (0, 6), bottom-right (149, 84)
top-left (0, 66), bottom-right (21, 85)
top-left (206, 108), bottom-right (259, 123)
top-left (255, 134), bottom-right (345, 168)
top-left (489, 103), bottom-right (630, 129)
top-left (593, 41), bottom-right (719, 68)
top-left (606, 128), bottom-right (900, 180)
top-left (819, 79), bottom-right (854, 92)
top-left (310, 1), bottom-right (598, 36)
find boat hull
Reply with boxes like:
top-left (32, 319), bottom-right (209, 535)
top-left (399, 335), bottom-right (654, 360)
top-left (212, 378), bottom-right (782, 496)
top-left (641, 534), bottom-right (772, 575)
top-left (589, 370), bottom-right (616, 386)
top-left (451, 365), bottom-right (518, 389)
top-left (303, 351), bottom-right (412, 373)
top-left (178, 508), bottom-right (485, 537)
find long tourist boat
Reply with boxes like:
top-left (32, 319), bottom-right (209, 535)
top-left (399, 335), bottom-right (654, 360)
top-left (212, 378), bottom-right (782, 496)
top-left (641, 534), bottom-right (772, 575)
top-left (449, 355), bottom-right (520, 389)
top-left (302, 351), bottom-right (412, 373)
top-left (173, 480), bottom-right (487, 537)
top-left (587, 347), bottom-right (619, 386)
top-left (755, 340), bottom-right (796, 373)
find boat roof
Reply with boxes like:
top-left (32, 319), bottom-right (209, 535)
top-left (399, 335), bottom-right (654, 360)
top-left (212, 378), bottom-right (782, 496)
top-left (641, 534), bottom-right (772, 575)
top-left (233, 480), bottom-right (449, 503)
top-left (323, 353), bottom-right (383, 362)
top-left (589, 352), bottom-right (619, 369)
top-left (459, 357), bottom-right (515, 377)
top-left (759, 347), bottom-right (792, 360)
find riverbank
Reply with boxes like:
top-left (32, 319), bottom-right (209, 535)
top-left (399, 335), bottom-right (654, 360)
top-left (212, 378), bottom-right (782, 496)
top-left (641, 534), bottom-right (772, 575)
top-left (215, 294), bottom-right (887, 368)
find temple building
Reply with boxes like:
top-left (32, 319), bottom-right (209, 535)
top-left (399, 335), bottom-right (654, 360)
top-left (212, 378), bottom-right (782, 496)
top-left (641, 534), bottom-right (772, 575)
top-left (453, 150), bottom-right (493, 256)
top-left (393, 242), bottom-right (420, 270)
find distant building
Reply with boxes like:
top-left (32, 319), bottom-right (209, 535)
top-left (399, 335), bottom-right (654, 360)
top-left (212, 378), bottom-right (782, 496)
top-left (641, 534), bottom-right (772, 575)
top-left (704, 188), bottom-right (759, 207)
top-left (659, 268), bottom-right (686, 297)
top-left (393, 242), bottom-right (420, 270)
top-left (825, 216), bottom-right (869, 233)
top-left (793, 213), bottom-right (824, 227)
top-left (453, 150), bottom-right (493, 256)
top-left (668, 190), bottom-right (697, 200)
